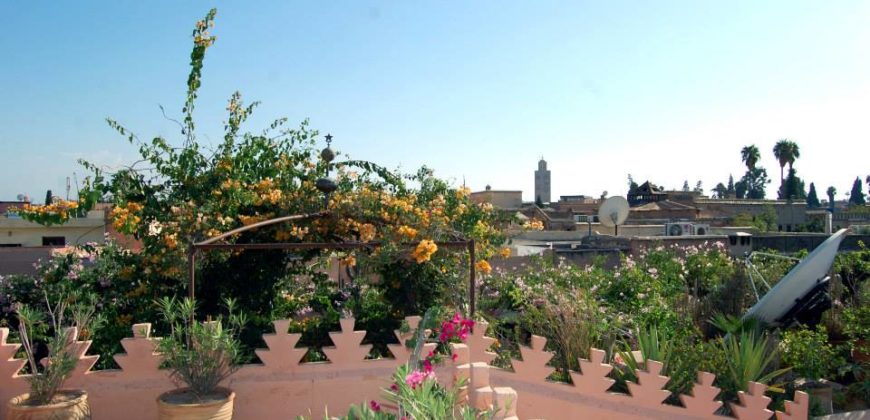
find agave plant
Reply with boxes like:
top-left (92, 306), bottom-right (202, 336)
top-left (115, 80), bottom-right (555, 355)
top-left (720, 330), bottom-right (790, 393)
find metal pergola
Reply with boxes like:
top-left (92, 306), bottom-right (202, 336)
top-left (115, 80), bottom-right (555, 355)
top-left (187, 212), bottom-right (479, 316)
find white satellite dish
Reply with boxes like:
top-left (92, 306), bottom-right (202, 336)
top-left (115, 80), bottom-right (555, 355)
top-left (598, 196), bottom-right (629, 235)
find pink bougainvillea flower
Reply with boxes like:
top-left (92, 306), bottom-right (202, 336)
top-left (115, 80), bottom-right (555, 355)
top-left (405, 368), bottom-right (436, 389)
top-left (369, 400), bottom-right (381, 412)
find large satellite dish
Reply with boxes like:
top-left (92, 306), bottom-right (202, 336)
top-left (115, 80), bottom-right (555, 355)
top-left (598, 196), bottom-right (629, 235)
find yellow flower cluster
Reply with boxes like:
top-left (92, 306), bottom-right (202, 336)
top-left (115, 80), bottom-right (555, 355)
top-left (111, 202), bottom-right (143, 232)
top-left (411, 239), bottom-right (438, 264)
top-left (238, 214), bottom-right (266, 226)
top-left (499, 247), bottom-right (512, 258)
top-left (163, 233), bottom-right (178, 250)
top-left (358, 223), bottom-right (377, 242)
top-left (523, 219), bottom-right (545, 231)
top-left (341, 254), bottom-right (357, 267)
top-left (455, 186), bottom-right (471, 199)
top-left (14, 200), bottom-right (81, 221)
top-left (475, 260), bottom-right (493, 275)
top-left (275, 225), bottom-right (308, 241)
top-left (397, 225), bottom-right (418, 240)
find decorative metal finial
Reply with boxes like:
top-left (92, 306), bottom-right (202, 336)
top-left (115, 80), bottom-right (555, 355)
top-left (316, 134), bottom-right (337, 209)
top-left (321, 134), bottom-right (336, 163)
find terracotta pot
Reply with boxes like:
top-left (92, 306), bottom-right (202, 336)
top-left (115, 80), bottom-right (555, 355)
top-left (6, 389), bottom-right (90, 420)
top-left (157, 388), bottom-right (235, 420)
top-left (802, 381), bottom-right (833, 415)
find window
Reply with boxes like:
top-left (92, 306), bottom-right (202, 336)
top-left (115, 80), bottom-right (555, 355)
top-left (42, 236), bottom-right (66, 246)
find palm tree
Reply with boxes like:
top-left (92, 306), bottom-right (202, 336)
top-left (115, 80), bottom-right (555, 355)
top-left (827, 186), bottom-right (837, 211)
top-left (773, 139), bottom-right (793, 186)
top-left (741, 145), bottom-right (760, 171)
top-left (786, 141), bottom-right (800, 171)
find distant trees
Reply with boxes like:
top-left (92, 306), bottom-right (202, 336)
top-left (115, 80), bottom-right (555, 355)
top-left (781, 168), bottom-right (806, 201)
top-left (726, 175), bottom-right (735, 197)
top-left (849, 177), bottom-right (866, 205)
top-left (740, 167), bottom-right (770, 199)
top-left (44, 189), bottom-right (53, 205)
top-left (773, 139), bottom-right (800, 188)
top-left (694, 181), bottom-right (703, 194)
top-left (741, 145), bottom-right (760, 171)
top-left (713, 183), bottom-right (727, 199)
top-left (682, 180), bottom-right (690, 192)
top-left (806, 183), bottom-right (820, 208)
top-left (827, 186), bottom-right (837, 211)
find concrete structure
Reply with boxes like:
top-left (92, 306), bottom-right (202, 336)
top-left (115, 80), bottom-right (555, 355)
top-left (470, 186), bottom-right (522, 210)
top-left (695, 198), bottom-right (807, 231)
top-left (0, 209), bottom-right (107, 247)
top-left (534, 158), bottom-right (551, 204)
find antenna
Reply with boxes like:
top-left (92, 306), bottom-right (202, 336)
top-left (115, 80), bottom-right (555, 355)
top-left (66, 177), bottom-right (71, 200)
top-left (597, 196), bottom-right (629, 236)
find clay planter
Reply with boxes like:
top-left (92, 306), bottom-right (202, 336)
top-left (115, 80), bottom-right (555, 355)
top-left (6, 389), bottom-right (90, 420)
top-left (157, 387), bottom-right (235, 420)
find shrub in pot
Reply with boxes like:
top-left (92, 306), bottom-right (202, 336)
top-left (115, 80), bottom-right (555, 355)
top-left (780, 325), bottom-right (842, 415)
top-left (6, 297), bottom-right (100, 420)
top-left (155, 297), bottom-right (246, 420)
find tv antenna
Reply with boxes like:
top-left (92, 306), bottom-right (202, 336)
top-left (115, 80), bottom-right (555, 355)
top-left (598, 196), bottom-right (629, 236)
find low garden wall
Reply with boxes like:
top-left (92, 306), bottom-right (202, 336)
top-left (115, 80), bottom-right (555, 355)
top-left (1, 318), bottom-right (808, 419)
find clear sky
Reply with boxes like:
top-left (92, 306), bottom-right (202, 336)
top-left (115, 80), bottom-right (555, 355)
top-left (1, 1), bottom-right (869, 203)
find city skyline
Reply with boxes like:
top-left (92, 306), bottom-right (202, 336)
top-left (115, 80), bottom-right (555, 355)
top-left (1, 1), bottom-right (869, 202)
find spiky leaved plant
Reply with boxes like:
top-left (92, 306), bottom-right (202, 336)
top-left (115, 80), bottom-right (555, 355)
top-left (16, 294), bottom-right (100, 405)
top-left (155, 297), bottom-right (246, 398)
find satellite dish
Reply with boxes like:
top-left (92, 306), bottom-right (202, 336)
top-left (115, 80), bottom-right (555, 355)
top-left (598, 196), bottom-right (629, 235)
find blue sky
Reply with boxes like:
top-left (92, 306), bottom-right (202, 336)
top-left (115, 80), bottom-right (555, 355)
top-left (1, 1), bottom-right (869, 203)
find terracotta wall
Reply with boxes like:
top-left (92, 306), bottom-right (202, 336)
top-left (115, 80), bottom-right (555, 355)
top-left (1, 318), bottom-right (809, 420)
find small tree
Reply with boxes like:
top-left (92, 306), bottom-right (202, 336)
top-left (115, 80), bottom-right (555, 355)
top-left (726, 174), bottom-right (736, 197)
top-left (827, 186), bottom-right (837, 211)
top-left (849, 177), bottom-right (867, 205)
top-left (44, 190), bottom-right (53, 206)
top-left (682, 180), bottom-right (690, 192)
top-left (735, 180), bottom-right (748, 199)
top-left (806, 183), bottom-right (820, 208)
top-left (713, 183), bottom-right (727, 199)
top-left (694, 181), bottom-right (704, 194)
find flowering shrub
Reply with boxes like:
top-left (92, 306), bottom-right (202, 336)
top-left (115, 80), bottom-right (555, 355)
top-left (8, 9), bottom-right (503, 363)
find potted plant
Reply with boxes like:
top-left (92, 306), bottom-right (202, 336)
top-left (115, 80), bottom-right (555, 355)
top-left (5, 296), bottom-right (100, 420)
top-left (155, 297), bottom-right (246, 420)
top-left (780, 325), bottom-right (841, 415)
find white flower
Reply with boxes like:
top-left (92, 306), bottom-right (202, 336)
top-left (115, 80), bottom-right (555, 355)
top-left (147, 220), bottom-right (163, 237)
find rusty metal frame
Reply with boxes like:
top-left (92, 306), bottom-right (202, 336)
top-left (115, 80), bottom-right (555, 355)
top-left (187, 212), bottom-right (478, 316)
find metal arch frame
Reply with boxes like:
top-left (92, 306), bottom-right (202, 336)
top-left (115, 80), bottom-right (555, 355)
top-left (187, 212), bottom-right (479, 316)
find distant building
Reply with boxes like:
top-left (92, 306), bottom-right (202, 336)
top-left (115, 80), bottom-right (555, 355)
top-left (628, 181), bottom-right (667, 207)
top-left (534, 158), bottom-right (551, 204)
top-left (470, 186), bottom-right (523, 210)
top-left (554, 195), bottom-right (600, 214)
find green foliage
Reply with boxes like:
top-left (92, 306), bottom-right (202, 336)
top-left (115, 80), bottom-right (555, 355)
top-left (849, 176), bottom-right (867, 206)
top-left (806, 183), bottom-right (821, 208)
top-left (15, 295), bottom-right (101, 405)
top-left (706, 330), bottom-right (789, 398)
top-left (780, 168), bottom-right (806, 201)
top-left (741, 167), bottom-right (771, 199)
top-left (780, 326), bottom-right (842, 381)
top-left (155, 297), bottom-right (247, 397)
